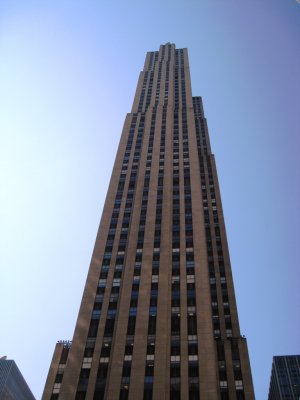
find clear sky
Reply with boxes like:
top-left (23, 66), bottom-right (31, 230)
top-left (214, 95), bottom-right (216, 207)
top-left (0, 1), bottom-right (299, 398)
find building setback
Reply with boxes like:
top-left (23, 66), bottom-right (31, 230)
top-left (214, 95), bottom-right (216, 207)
top-left (43, 43), bottom-right (254, 400)
top-left (268, 355), bottom-right (300, 400)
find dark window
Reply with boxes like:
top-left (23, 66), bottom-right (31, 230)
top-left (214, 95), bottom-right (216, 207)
top-left (93, 389), bottom-right (104, 400)
top-left (143, 388), bottom-right (153, 400)
top-left (171, 315), bottom-right (180, 334)
top-left (189, 384), bottom-right (199, 400)
top-left (145, 363), bottom-right (154, 376)
top-left (170, 385), bottom-right (180, 400)
top-left (104, 318), bottom-right (115, 336)
top-left (75, 392), bottom-right (86, 400)
top-left (127, 316), bottom-right (136, 335)
top-left (122, 363), bottom-right (131, 377)
top-left (88, 319), bottom-right (99, 338)
top-left (148, 316), bottom-right (156, 334)
top-left (55, 373), bottom-right (63, 383)
top-left (188, 363), bottom-right (199, 377)
top-left (170, 364), bottom-right (180, 377)
top-left (119, 388), bottom-right (129, 400)
top-left (100, 345), bottom-right (111, 357)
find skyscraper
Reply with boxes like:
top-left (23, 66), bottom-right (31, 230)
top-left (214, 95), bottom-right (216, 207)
top-left (43, 43), bottom-right (254, 400)
top-left (268, 355), bottom-right (300, 400)
top-left (0, 358), bottom-right (35, 400)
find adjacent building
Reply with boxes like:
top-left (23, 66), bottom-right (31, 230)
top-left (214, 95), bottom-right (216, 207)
top-left (0, 358), bottom-right (35, 400)
top-left (43, 43), bottom-right (254, 399)
top-left (268, 355), bottom-right (300, 400)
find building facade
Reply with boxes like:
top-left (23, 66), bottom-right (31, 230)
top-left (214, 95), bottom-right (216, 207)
top-left (0, 358), bottom-right (35, 400)
top-left (43, 43), bottom-right (254, 400)
top-left (268, 355), bottom-right (300, 400)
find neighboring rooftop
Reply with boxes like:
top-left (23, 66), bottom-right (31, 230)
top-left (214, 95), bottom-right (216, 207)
top-left (268, 355), bottom-right (300, 400)
top-left (0, 358), bottom-right (35, 400)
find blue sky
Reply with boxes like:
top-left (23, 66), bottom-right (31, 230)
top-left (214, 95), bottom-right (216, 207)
top-left (0, 1), bottom-right (299, 398)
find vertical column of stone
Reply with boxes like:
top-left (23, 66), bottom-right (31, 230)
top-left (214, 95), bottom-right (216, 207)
top-left (42, 343), bottom-right (66, 400)
top-left (188, 116), bottom-right (219, 399)
top-left (128, 106), bottom-right (160, 399)
top-left (151, 108), bottom-right (172, 400)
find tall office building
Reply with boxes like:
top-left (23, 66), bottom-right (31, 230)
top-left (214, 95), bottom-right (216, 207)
top-left (0, 358), bottom-right (35, 399)
top-left (43, 43), bottom-right (254, 400)
top-left (268, 355), bottom-right (300, 400)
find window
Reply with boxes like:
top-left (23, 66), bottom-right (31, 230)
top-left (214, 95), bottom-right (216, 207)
top-left (129, 308), bottom-right (137, 316)
top-left (226, 329), bottom-right (233, 337)
top-left (148, 316), bottom-right (156, 334)
top-left (188, 363), bottom-right (199, 377)
top-left (142, 362), bottom-right (153, 378)
top-left (122, 363), bottom-right (131, 377)
top-left (187, 275), bottom-right (195, 283)
top-left (170, 363), bottom-right (180, 377)
top-left (149, 307), bottom-right (157, 316)
top-left (188, 314), bottom-right (197, 335)
top-left (235, 380), bottom-right (244, 390)
top-left (88, 319), bottom-right (99, 338)
top-left (98, 279), bottom-right (106, 287)
top-left (171, 315), bottom-right (180, 334)
top-left (52, 383), bottom-right (61, 394)
top-left (104, 318), bottom-right (115, 336)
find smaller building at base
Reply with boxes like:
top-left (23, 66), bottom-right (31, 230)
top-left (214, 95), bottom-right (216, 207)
top-left (268, 355), bottom-right (300, 400)
top-left (0, 358), bottom-right (35, 400)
